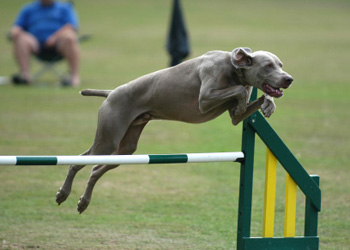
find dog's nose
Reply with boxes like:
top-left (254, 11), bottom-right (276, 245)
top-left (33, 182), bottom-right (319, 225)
top-left (285, 76), bottom-right (293, 84)
top-left (283, 76), bottom-right (293, 88)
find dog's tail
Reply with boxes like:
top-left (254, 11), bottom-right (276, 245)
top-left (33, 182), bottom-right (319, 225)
top-left (80, 89), bottom-right (112, 98)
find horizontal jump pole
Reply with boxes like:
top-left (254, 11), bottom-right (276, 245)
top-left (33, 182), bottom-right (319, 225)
top-left (0, 152), bottom-right (244, 166)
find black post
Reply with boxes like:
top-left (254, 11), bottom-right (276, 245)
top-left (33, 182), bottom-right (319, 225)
top-left (166, 0), bottom-right (190, 66)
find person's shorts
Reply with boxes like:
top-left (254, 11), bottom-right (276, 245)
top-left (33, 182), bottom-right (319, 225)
top-left (35, 46), bottom-right (63, 62)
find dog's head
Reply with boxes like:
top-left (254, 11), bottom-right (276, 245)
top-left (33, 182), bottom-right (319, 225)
top-left (231, 47), bottom-right (293, 98)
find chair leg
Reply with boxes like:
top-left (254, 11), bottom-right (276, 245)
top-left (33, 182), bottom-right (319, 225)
top-left (31, 60), bottom-right (66, 83)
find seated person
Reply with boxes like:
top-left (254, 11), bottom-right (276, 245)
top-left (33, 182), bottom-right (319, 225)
top-left (11, 0), bottom-right (80, 86)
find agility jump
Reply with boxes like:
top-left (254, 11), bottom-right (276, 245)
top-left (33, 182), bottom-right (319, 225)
top-left (0, 90), bottom-right (321, 250)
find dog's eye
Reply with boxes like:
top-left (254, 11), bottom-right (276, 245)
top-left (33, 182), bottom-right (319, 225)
top-left (266, 63), bottom-right (274, 69)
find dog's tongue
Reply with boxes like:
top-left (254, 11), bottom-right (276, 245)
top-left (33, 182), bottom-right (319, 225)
top-left (263, 84), bottom-right (283, 98)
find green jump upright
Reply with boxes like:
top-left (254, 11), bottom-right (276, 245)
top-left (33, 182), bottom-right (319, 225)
top-left (236, 88), bottom-right (321, 250)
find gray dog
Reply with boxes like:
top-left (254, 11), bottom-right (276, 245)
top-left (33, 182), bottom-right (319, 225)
top-left (56, 47), bottom-right (293, 213)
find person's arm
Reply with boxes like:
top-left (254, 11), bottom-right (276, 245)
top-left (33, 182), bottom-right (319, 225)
top-left (45, 3), bottom-right (79, 47)
top-left (11, 4), bottom-right (29, 41)
top-left (45, 24), bottom-right (76, 47)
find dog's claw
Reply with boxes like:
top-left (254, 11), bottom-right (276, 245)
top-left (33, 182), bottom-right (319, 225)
top-left (77, 197), bottom-right (90, 214)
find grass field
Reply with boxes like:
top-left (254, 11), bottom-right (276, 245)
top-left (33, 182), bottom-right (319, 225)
top-left (1, 0), bottom-right (350, 249)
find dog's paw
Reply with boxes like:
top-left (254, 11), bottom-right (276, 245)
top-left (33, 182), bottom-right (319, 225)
top-left (56, 187), bottom-right (69, 205)
top-left (77, 196), bottom-right (90, 214)
top-left (261, 95), bottom-right (276, 118)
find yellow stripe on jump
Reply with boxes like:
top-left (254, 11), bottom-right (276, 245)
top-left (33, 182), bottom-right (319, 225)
top-left (263, 148), bottom-right (277, 237)
top-left (284, 173), bottom-right (297, 237)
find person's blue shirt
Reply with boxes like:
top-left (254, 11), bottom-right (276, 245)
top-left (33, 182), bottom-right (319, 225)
top-left (14, 1), bottom-right (79, 45)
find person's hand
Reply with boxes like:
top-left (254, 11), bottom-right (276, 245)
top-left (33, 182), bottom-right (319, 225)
top-left (45, 35), bottom-right (57, 47)
top-left (10, 26), bottom-right (23, 41)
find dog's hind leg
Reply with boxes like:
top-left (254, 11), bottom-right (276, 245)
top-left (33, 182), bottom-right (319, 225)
top-left (56, 99), bottom-right (131, 206)
top-left (56, 116), bottom-right (121, 206)
top-left (77, 122), bottom-right (148, 214)
top-left (56, 149), bottom-right (91, 205)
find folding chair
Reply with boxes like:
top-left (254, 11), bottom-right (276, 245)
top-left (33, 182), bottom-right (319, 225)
top-left (7, 33), bottom-right (91, 86)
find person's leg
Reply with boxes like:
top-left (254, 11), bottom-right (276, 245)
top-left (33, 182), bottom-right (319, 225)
top-left (12, 31), bottom-right (39, 82)
top-left (56, 29), bottom-right (80, 86)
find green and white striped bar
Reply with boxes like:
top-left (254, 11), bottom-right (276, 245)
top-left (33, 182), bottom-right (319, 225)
top-left (0, 152), bottom-right (244, 166)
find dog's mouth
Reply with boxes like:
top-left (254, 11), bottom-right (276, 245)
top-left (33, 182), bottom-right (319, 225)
top-left (262, 84), bottom-right (284, 98)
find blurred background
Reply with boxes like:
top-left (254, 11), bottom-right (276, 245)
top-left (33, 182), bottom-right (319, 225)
top-left (0, 0), bottom-right (349, 249)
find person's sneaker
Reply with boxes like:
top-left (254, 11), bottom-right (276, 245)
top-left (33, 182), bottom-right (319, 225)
top-left (60, 78), bottom-right (72, 87)
top-left (61, 76), bottom-right (80, 87)
top-left (12, 74), bottom-right (29, 85)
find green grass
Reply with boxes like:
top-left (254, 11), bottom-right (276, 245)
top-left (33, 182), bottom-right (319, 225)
top-left (1, 0), bottom-right (350, 249)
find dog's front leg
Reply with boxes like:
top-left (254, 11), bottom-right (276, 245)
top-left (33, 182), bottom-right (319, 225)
top-left (199, 85), bottom-right (248, 115)
top-left (230, 95), bottom-right (265, 125)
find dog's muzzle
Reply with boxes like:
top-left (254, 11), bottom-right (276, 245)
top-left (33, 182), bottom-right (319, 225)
top-left (262, 76), bottom-right (293, 98)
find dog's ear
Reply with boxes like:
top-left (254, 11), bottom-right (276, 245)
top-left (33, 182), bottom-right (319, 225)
top-left (231, 47), bottom-right (253, 69)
